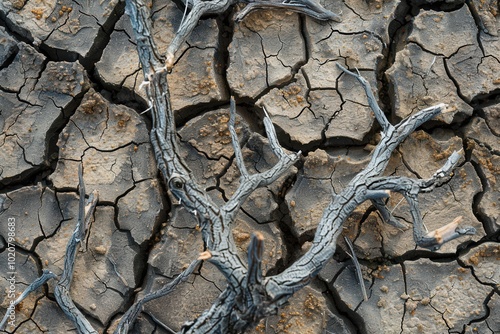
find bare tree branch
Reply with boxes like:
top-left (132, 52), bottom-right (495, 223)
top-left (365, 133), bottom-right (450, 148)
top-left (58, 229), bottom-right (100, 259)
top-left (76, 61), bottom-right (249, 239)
top-left (124, 1), bottom-right (476, 332)
top-left (166, 0), bottom-right (340, 68)
top-left (234, 0), bottom-right (342, 23)
top-left (54, 165), bottom-right (99, 334)
top-left (259, 64), bottom-right (476, 310)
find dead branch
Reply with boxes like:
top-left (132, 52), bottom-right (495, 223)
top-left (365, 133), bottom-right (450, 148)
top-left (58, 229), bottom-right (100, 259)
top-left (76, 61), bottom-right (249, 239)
top-left (165, 0), bottom-right (339, 68)
top-left (124, 1), bottom-right (476, 333)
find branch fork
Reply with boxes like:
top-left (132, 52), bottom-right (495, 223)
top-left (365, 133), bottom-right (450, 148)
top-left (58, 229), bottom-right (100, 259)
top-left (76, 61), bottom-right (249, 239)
top-left (122, 3), bottom-right (477, 329)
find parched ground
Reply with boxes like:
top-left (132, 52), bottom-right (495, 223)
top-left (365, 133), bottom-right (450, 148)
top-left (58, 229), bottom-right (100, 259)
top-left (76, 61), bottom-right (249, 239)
top-left (0, 0), bottom-right (499, 333)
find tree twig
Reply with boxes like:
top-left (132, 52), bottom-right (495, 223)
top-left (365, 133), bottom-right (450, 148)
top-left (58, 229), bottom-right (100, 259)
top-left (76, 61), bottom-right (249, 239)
top-left (114, 259), bottom-right (202, 334)
top-left (343, 237), bottom-right (368, 302)
top-left (0, 270), bottom-right (57, 330)
top-left (54, 165), bottom-right (99, 334)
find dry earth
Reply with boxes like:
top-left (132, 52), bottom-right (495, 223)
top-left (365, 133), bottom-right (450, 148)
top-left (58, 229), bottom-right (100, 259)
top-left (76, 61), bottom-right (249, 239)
top-left (0, 0), bottom-right (499, 333)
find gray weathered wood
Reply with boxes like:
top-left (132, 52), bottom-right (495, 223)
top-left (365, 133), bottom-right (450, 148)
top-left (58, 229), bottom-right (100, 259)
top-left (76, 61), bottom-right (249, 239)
top-left (124, 1), bottom-right (476, 332)
top-left (54, 165), bottom-right (99, 334)
top-left (166, 0), bottom-right (339, 68)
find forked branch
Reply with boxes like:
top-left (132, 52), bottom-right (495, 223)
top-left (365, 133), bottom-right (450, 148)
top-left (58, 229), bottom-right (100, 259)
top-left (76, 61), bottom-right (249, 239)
top-left (124, 1), bottom-right (476, 332)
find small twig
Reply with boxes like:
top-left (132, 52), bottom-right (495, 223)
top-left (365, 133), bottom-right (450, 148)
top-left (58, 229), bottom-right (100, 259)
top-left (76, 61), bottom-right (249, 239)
top-left (54, 165), bottom-right (99, 334)
top-left (337, 64), bottom-right (390, 132)
top-left (0, 270), bottom-right (57, 330)
top-left (114, 259), bottom-right (201, 334)
top-left (390, 196), bottom-right (405, 215)
top-left (343, 237), bottom-right (368, 302)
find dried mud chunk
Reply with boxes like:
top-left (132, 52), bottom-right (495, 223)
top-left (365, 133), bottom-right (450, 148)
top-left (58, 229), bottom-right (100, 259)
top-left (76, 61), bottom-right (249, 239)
top-left (324, 100), bottom-right (374, 145)
top-left (54, 88), bottom-right (149, 160)
top-left (0, 185), bottom-right (62, 250)
top-left (35, 62), bottom-right (89, 100)
top-left (447, 45), bottom-right (500, 102)
top-left (117, 179), bottom-right (164, 245)
top-left (403, 260), bottom-right (491, 333)
top-left (350, 210), bottom-right (385, 259)
top-left (30, 297), bottom-right (79, 332)
top-left (386, 43), bottom-right (472, 123)
top-left (148, 208), bottom-right (203, 278)
top-left (409, 7), bottom-right (477, 57)
top-left (94, 17), bottom-right (140, 96)
top-left (169, 47), bottom-right (227, 108)
top-left (0, 58), bottom-right (87, 184)
top-left (144, 262), bottom-right (225, 332)
top-left (231, 215), bottom-right (286, 272)
top-left (465, 121), bottom-right (500, 232)
top-left (306, 0), bottom-right (399, 45)
top-left (333, 263), bottom-right (404, 334)
top-left (286, 149), bottom-right (335, 238)
top-left (0, 93), bottom-right (36, 182)
top-left (0, 0), bottom-right (120, 59)
top-left (327, 68), bottom-right (377, 144)
top-left (179, 139), bottom-right (230, 188)
top-left (82, 147), bottom-right (134, 202)
top-left (286, 173), bottom-right (331, 239)
top-left (0, 42), bottom-right (45, 94)
top-left (249, 286), bottom-right (346, 334)
top-left (459, 242), bottom-right (500, 285)
top-left (179, 108), bottom-right (250, 160)
top-left (53, 146), bottom-right (138, 203)
top-left (464, 116), bottom-right (500, 152)
top-left (50, 89), bottom-right (155, 201)
top-left (461, 292), bottom-right (499, 333)
top-left (257, 73), bottom-right (327, 147)
top-left (178, 107), bottom-right (249, 188)
top-left (483, 104), bottom-right (500, 136)
top-left (228, 10), bottom-right (305, 99)
top-left (309, 31), bottom-right (383, 70)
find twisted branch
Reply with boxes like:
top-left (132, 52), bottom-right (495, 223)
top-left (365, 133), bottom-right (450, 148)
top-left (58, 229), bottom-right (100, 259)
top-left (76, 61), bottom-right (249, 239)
top-left (165, 0), bottom-right (339, 68)
top-left (124, 1), bottom-right (476, 332)
top-left (0, 166), bottom-right (99, 334)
